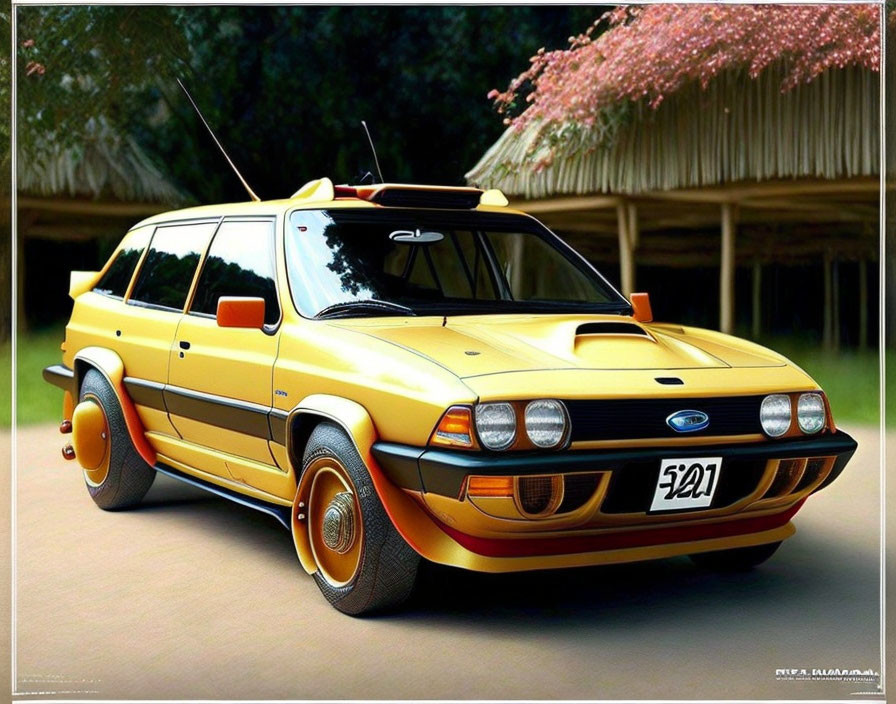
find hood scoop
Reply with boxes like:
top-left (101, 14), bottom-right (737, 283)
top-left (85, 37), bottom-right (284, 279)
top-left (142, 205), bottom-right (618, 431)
top-left (575, 322), bottom-right (650, 337)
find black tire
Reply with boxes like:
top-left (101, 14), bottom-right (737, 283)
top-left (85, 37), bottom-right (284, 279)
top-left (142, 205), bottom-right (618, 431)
top-left (79, 369), bottom-right (156, 510)
top-left (689, 540), bottom-right (782, 571)
top-left (302, 422), bottom-right (420, 615)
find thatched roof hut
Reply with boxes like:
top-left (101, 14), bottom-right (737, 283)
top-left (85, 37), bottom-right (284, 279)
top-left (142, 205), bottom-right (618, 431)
top-left (467, 5), bottom-right (882, 346)
top-left (16, 118), bottom-right (189, 327)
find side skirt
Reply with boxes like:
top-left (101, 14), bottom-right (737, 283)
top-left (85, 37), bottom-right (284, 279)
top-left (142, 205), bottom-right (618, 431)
top-left (154, 462), bottom-right (292, 530)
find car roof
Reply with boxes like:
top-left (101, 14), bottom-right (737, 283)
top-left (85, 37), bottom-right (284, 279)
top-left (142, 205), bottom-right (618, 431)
top-left (130, 179), bottom-right (520, 231)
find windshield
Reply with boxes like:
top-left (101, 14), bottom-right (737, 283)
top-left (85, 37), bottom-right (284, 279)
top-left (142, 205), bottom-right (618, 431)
top-left (285, 209), bottom-right (628, 318)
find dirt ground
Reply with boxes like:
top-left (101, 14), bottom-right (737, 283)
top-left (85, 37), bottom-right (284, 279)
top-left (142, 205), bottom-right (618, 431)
top-left (1, 423), bottom-right (890, 700)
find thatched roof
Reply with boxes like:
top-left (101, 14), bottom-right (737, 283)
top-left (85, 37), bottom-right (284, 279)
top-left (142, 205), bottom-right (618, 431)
top-left (466, 5), bottom-right (881, 197)
top-left (18, 118), bottom-right (188, 204)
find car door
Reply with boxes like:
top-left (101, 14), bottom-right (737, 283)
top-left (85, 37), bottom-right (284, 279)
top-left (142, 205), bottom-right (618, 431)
top-left (119, 220), bottom-right (218, 437)
top-left (165, 217), bottom-right (285, 494)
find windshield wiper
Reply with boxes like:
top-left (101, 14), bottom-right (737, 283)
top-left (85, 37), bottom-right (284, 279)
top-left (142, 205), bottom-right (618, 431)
top-left (315, 299), bottom-right (417, 319)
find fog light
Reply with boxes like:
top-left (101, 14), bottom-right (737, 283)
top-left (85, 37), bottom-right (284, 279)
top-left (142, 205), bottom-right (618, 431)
top-left (797, 393), bottom-right (825, 434)
top-left (760, 394), bottom-right (791, 437)
top-left (474, 403), bottom-right (516, 450)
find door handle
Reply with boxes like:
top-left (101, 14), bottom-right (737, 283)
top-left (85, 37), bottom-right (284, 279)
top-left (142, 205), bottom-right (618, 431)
top-left (179, 341), bottom-right (191, 350)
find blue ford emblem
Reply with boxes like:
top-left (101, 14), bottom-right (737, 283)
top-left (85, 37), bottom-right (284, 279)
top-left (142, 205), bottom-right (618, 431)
top-left (666, 410), bottom-right (709, 433)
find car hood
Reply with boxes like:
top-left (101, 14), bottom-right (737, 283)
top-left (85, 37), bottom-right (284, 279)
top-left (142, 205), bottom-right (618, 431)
top-left (333, 314), bottom-right (788, 380)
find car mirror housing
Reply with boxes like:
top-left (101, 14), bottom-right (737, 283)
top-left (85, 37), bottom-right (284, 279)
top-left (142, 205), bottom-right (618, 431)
top-left (630, 292), bottom-right (653, 323)
top-left (216, 296), bottom-right (265, 329)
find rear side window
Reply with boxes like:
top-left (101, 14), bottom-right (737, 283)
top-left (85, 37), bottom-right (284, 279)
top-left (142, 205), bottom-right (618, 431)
top-left (190, 219), bottom-right (280, 326)
top-left (129, 222), bottom-right (217, 310)
top-left (93, 228), bottom-right (152, 298)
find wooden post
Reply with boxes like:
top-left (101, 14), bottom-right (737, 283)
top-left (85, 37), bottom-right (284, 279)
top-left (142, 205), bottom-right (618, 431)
top-left (858, 259), bottom-right (868, 352)
top-left (627, 202), bottom-right (639, 293)
top-left (719, 203), bottom-right (736, 334)
top-left (831, 258), bottom-right (840, 353)
top-left (616, 201), bottom-right (634, 297)
top-left (751, 259), bottom-right (762, 341)
top-left (823, 251), bottom-right (832, 350)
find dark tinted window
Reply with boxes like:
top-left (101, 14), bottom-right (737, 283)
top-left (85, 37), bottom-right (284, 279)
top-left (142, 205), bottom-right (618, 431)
top-left (93, 228), bottom-right (151, 298)
top-left (129, 222), bottom-right (216, 310)
top-left (190, 219), bottom-right (280, 325)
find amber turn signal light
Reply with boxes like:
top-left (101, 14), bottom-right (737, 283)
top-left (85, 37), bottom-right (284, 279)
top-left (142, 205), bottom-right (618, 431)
top-left (429, 406), bottom-right (475, 448)
top-left (467, 475), bottom-right (514, 498)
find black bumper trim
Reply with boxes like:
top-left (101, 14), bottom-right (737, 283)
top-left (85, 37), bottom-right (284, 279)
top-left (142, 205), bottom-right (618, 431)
top-left (43, 364), bottom-right (75, 394)
top-left (372, 430), bottom-right (858, 499)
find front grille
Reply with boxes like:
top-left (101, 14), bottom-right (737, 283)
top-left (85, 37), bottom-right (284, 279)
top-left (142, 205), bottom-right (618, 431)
top-left (600, 458), bottom-right (767, 514)
top-left (565, 396), bottom-right (764, 442)
top-left (518, 476), bottom-right (556, 514)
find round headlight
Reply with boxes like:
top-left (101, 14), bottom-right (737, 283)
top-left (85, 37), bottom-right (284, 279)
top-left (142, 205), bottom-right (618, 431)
top-left (525, 399), bottom-right (568, 448)
top-left (797, 393), bottom-right (825, 434)
top-left (760, 394), bottom-right (792, 437)
top-left (474, 403), bottom-right (516, 450)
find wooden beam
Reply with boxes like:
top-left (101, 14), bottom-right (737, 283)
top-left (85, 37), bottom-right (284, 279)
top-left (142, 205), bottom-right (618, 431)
top-left (639, 177), bottom-right (881, 205)
top-left (509, 195), bottom-right (620, 214)
top-left (16, 196), bottom-right (173, 217)
top-left (720, 203), bottom-right (736, 334)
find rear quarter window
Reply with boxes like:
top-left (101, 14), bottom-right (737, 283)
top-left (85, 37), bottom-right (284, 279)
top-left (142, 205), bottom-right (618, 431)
top-left (129, 222), bottom-right (217, 311)
top-left (93, 228), bottom-right (152, 298)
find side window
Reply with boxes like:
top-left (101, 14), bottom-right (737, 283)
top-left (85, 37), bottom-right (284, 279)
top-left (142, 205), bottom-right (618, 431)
top-left (190, 219), bottom-right (280, 326)
top-left (129, 222), bottom-right (217, 311)
top-left (93, 228), bottom-right (152, 298)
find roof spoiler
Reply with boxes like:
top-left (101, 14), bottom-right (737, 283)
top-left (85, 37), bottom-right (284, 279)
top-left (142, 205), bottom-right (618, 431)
top-left (290, 178), bottom-right (508, 209)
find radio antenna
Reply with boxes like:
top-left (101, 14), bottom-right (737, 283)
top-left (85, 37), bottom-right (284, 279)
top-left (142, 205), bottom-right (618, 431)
top-left (361, 120), bottom-right (385, 184)
top-left (177, 78), bottom-right (260, 202)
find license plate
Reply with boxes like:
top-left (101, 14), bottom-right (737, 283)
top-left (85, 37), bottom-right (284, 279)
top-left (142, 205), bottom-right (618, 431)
top-left (649, 457), bottom-right (722, 512)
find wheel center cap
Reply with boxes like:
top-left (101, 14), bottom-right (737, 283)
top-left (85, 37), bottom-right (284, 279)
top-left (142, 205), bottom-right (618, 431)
top-left (321, 491), bottom-right (356, 554)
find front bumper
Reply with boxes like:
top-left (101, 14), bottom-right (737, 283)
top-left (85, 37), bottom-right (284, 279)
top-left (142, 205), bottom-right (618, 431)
top-left (370, 431), bottom-right (856, 569)
top-left (373, 430), bottom-right (856, 498)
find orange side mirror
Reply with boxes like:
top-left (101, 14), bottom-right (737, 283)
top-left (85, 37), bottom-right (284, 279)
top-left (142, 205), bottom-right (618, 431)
top-left (630, 292), bottom-right (653, 323)
top-left (216, 296), bottom-right (265, 329)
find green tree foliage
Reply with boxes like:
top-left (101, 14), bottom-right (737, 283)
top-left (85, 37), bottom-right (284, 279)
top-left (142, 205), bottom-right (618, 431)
top-left (139, 6), bottom-right (603, 202)
top-left (16, 6), bottom-right (190, 160)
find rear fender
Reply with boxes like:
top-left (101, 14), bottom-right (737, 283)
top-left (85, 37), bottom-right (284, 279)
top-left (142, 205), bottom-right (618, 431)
top-left (287, 394), bottom-right (432, 574)
top-left (73, 347), bottom-right (157, 466)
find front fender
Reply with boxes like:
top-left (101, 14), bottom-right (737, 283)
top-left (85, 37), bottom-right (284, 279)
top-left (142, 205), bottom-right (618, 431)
top-left (73, 347), bottom-right (157, 467)
top-left (287, 394), bottom-right (433, 574)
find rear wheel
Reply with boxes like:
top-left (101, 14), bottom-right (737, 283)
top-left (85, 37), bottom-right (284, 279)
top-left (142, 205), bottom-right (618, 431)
top-left (75, 369), bottom-right (155, 510)
top-left (296, 423), bottom-right (419, 615)
top-left (689, 541), bottom-right (782, 571)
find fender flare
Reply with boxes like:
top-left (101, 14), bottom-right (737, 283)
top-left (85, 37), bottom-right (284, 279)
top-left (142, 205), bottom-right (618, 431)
top-left (287, 394), bottom-right (435, 575)
top-left (73, 347), bottom-right (157, 467)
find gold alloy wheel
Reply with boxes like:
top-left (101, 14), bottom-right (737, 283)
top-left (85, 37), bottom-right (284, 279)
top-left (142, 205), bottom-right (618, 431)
top-left (72, 395), bottom-right (111, 487)
top-left (303, 456), bottom-right (364, 587)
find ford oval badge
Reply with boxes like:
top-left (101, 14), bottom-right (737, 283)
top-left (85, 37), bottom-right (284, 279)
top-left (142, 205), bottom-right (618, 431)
top-left (666, 409), bottom-right (709, 433)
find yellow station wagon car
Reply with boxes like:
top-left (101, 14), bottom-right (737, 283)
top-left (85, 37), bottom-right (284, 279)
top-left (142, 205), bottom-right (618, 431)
top-left (44, 179), bottom-right (857, 614)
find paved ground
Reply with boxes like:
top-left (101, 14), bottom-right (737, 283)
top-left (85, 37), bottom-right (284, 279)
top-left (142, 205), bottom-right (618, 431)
top-left (2, 423), bottom-right (888, 700)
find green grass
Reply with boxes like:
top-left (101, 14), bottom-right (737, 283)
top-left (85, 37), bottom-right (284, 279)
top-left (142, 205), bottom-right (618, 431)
top-left (762, 337), bottom-right (893, 428)
top-left (2, 325), bottom-right (67, 427)
top-left (1, 326), bottom-right (893, 428)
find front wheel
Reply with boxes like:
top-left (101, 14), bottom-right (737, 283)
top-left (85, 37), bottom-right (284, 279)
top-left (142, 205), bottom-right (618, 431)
top-left (689, 540), bottom-right (782, 571)
top-left (295, 423), bottom-right (420, 615)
